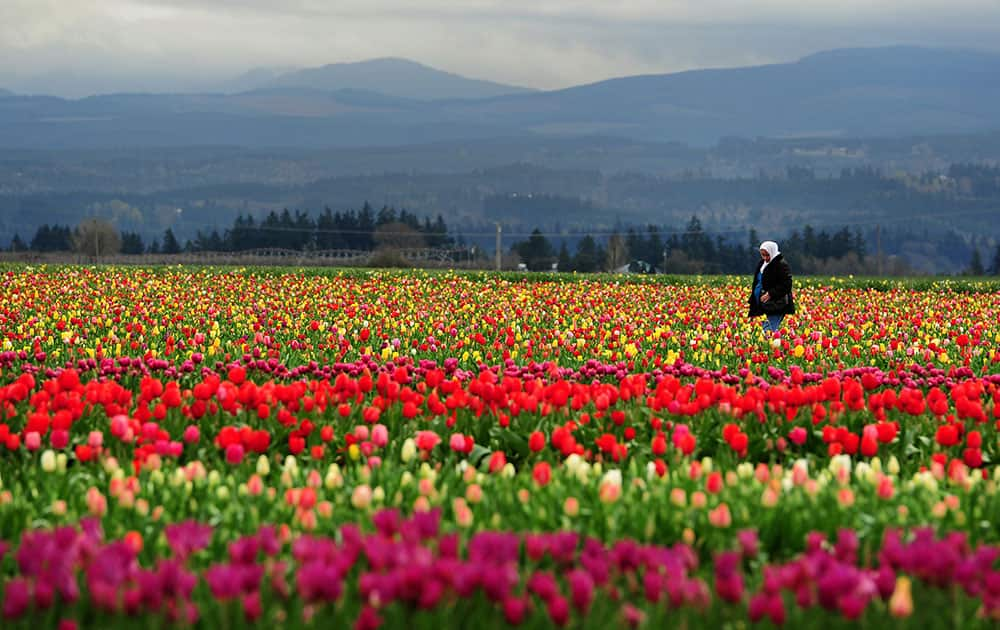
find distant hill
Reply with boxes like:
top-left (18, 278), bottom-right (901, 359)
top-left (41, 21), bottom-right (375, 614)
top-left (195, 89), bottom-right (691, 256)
top-left (0, 47), bottom-right (998, 148)
top-left (0, 88), bottom-right (13, 98)
top-left (452, 46), bottom-right (1000, 143)
top-left (219, 66), bottom-right (301, 94)
top-left (251, 57), bottom-right (535, 100)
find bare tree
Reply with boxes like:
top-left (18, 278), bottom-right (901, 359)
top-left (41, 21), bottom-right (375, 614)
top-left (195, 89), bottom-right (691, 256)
top-left (605, 232), bottom-right (629, 271)
top-left (73, 218), bottom-right (121, 259)
top-left (661, 250), bottom-right (704, 274)
top-left (373, 222), bottom-right (426, 250)
top-left (368, 222), bottom-right (426, 268)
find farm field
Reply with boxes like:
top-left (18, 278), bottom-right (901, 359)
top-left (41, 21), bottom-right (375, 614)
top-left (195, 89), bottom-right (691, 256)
top-left (1, 265), bottom-right (1000, 628)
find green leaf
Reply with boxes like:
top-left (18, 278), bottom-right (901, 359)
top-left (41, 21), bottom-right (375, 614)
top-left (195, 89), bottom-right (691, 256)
top-left (468, 444), bottom-right (492, 469)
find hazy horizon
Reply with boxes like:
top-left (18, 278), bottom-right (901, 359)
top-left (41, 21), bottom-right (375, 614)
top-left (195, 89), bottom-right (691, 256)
top-left (3, 0), bottom-right (1000, 98)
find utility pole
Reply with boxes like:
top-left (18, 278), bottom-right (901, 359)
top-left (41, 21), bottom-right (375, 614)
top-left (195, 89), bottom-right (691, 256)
top-left (495, 223), bottom-right (502, 271)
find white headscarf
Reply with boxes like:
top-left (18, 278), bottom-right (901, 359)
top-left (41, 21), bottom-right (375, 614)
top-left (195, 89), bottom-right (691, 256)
top-left (759, 241), bottom-right (780, 272)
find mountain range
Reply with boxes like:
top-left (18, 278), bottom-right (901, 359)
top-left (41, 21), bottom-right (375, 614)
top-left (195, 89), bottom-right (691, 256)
top-left (236, 57), bottom-right (536, 100)
top-left (1, 46), bottom-right (998, 149)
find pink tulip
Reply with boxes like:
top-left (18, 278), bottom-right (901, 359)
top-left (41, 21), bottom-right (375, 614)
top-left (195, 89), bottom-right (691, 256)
top-left (87, 431), bottom-right (104, 448)
top-left (50, 430), bottom-right (69, 450)
top-left (225, 444), bottom-right (245, 465)
top-left (110, 414), bottom-right (129, 438)
top-left (183, 426), bottom-right (200, 443)
top-left (371, 424), bottom-right (388, 448)
top-left (25, 432), bottom-right (41, 451)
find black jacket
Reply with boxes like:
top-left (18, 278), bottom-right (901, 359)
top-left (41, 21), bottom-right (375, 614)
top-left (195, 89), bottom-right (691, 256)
top-left (748, 254), bottom-right (795, 317)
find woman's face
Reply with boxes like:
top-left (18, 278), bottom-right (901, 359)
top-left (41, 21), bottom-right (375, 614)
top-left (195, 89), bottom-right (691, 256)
top-left (759, 249), bottom-right (771, 262)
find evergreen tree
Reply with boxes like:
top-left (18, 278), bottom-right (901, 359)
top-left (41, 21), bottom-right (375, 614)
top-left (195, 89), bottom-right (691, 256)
top-left (625, 228), bottom-right (643, 261)
top-left (645, 225), bottom-right (665, 267)
top-left (992, 244), bottom-right (1000, 276)
top-left (227, 214), bottom-right (247, 251)
top-left (161, 229), bottom-right (181, 254)
top-left (148, 239), bottom-right (160, 254)
top-left (9, 233), bottom-right (27, 252)
top-left (422, 216), bottom-right (434, 243)
top-left (339, 210), bottom-right (358, 249)
top-left (802, 225), bottom-right (817, 255)
top-left (278, 209), bottom-right (295, 249)
top-left (681, 216), bottom-right (713, 261)
top-left (830, 228), bottom-right (852, 259)
top-left (557, 241), bottom-right (573, 272)
top-left (316, 207), bottom-right (339, 249)
top-left (967, 248), bottom-right (985, 276)
top-left (190, 230), bottom-right (209, 252)
top-left (207, 230), bottom-right (224, 251)
top-left (29, 225), bottom-right (51, 251)
top-left (514, 229), bottom-right (556, 271)
top-left (30, 224), bottom-right (73, 252)
top-left (428, 215), bottom-right (451, 248)
top-left (294, 211), bottom-right (315, 250)
top-left (573, 235), bottom-right (602, 273)
top-left (376, 205), bottom-right (397, 226)
top-left (853, 228), bottom-right (867, 260)
top-left (120, 231), bottom-right (145, 254)
top-left (260, 211), bottom-right (281, 248)
top-left (357, 203), bottom-right (375, 250)
top-left (398, 209), bottom-right (418, 230)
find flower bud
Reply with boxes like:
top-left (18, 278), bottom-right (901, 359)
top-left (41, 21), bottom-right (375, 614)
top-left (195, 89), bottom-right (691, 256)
top-left (889, 576), bottom-right (913, 618)
top-left (401, 438), bottom-right (417, 463)
top-left (256, 455), bottom-right (271, 476)
top-left (564, 496), bottom-right (580, 517)
top-left (351, 484), bottom-right (372, 509)
top-left (887, 456), bottom-right (900, 475)
top-left (25, 431), bottom-right (41, 451)
top-left (320, 468), bottom-right (338, 489)
top-left (40, 449), bottom-right (57, 472)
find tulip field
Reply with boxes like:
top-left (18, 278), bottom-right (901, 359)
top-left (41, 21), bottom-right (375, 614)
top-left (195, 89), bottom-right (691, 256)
top-left (2, 265), bottom-right (1000, 628)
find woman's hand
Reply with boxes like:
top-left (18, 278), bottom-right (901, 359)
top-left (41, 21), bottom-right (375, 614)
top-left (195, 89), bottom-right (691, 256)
top-left (760, 292), bottom-right (770, 303)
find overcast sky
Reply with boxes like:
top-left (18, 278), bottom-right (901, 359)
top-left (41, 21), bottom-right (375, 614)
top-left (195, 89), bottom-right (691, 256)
top-left (3, 0), bottom-right (1000, 97)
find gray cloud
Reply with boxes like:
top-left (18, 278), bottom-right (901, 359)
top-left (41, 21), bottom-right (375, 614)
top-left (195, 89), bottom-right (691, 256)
top-left (2, 0), bottom-right (999, 96)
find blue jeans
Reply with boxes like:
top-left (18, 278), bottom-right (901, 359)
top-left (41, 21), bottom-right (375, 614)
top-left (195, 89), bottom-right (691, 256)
top-left (762, 314), bottom-right (784, 333)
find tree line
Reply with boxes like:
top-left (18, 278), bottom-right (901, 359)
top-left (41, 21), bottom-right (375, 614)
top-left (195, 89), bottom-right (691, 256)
top-left (7, 203), bottom-right (454, 256)
top-left (219, 204), bottom-right (451, 251)
top-left (510, 217), bottom-right (889, 275)
top-left (8, 208), bottom-right (999, 276)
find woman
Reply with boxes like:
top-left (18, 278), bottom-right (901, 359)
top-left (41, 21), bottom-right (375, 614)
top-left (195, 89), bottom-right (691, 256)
top-left (748, 241), bottom-right (795, 333)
